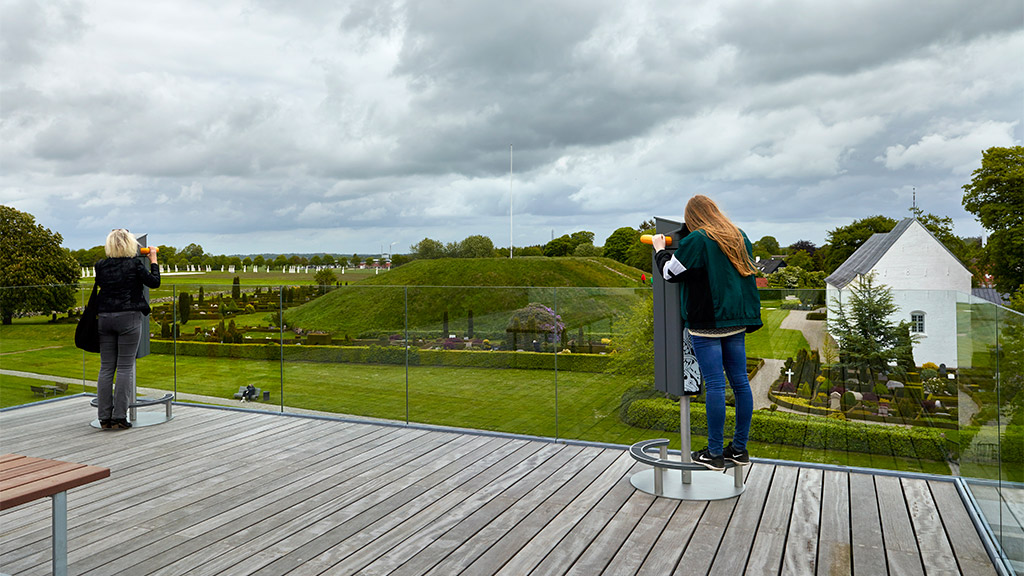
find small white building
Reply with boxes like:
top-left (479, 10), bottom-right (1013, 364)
top-left (824, 218), bottom-right (972, 367)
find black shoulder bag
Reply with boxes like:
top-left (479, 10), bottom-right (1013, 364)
top-left (75, 284), bottom-right (101, 353)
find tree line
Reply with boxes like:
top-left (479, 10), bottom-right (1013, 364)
top-left (1, 146), bottom-right (1021, 324)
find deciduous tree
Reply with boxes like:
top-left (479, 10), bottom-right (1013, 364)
top-left (410, 238), bottom-right (446, 259)
top-left (823, 215), bottom-right (897, 273)
top-left (458, 235), bottom-right (495, 258)
top-left (603, 227), bottom-right (639, 264)
top-left (313, 268), bottom-right (336, 293)
top-left (0, 206), bottom-right (79, 324)
top-left (962, 145), bottom-right (1024, 294)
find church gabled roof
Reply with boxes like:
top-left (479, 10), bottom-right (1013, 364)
top-left (824, 218), bottom-right (967, 289)
top-left (824, 219), bottom-right (911, 288)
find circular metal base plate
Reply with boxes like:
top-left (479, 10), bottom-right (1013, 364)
top-left (89, 412), bottom-right (173, 429)
top-left (630, 468), bottom-right (745, 500)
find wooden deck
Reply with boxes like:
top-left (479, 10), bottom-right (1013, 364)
top-left (0, 398), bottom-right (999, 575)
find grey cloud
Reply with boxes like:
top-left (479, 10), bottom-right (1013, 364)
top-left (0, 0), bottom-right (87, 70)
top-left (716, 0), bottom-right (1023, 82)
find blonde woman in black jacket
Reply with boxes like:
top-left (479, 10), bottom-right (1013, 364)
top-left (94, 229), bottom-right (160, 429)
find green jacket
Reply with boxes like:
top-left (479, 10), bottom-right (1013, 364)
top-left (657, 229), bottom-right (762, 332)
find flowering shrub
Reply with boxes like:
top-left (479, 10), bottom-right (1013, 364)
top-left (923, 377), bottom-right (956, 396)
top-left (506, 303), bottom-right (565, 340)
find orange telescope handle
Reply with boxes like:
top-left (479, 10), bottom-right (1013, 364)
top-left (640, 234), bottom-right (673, 246)
top-left (140, 246), bottom-right (159, 255)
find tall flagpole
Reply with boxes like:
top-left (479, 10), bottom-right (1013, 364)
top-left (509, 144), bottom-right (513, 259)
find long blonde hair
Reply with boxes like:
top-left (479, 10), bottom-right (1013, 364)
top-left (105, 229), bottom-right (138, 258)
top-left (684, 195), bottom-right (757, 276)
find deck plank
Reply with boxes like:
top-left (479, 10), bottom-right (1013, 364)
top-left (706, 464), bottom-right (775, 575)
top-left (903, 478), bottom-right (959, 576)
top-left (433, 448), bottom-right (621, 576)
top-left (781, 467), bottom-right (823, 576)
top-left (816, 470), bottom-right (851, 576)
top-left (0, 399), bottom-right (1006, 576)
top-left (929, 480), bottom-right (999, 576)
top-left (497, 461), bottom-right (640, 576)
top-left (744, 464), bottom-right (799, 575)
top-left (875, 474), bottom-right (926, 576)
top-left (559, 489), bottom-right (656, 575)
top-left (595, 494), bottom-right (678, 576)
top-left (849, 472), bottom-right (887, 576)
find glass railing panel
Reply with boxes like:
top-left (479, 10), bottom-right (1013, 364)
top-left (553, 286), bottom-right (652, 446)
top-left (146, 281), bottom-right (286, 408)
top-left (747, 288), bottom-right (960, 475)
top-left (0, 284), bottom-right (93, 407)
top-left (957, 293), bottom-right (1023, 571)
top-left (746, 289), bottom-right (835, 466)
top-left (279, 284), bottom-right (409, 421)
top-left (405, 286), bottom-right (558, 437)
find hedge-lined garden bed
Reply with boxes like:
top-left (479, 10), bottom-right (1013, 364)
top-left (149, 341), bottom-right (612, 372)
top-left (766, 391), bottom-right (959, 430)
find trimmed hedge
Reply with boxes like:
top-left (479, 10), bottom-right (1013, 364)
top-left (623, 397), bottom-right (959, 461)
top-left (148, 341), bottom-right (611, 372)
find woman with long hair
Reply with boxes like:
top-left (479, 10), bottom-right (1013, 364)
top-left (652, 195), bottom-right (762, 470)
top-left (94, 229), bottom-right (160, 429)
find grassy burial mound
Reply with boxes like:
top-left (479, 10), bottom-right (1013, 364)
top-left (284, 257), bottom-right (647, 340)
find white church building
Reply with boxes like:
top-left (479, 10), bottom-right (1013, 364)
top-left (824, 218), bottom-right (973, 367)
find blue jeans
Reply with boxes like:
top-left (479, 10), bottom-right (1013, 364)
top-left (691, 332), bottom-right (752, 456)
top-left (97, 311), bottom-right (142, 420)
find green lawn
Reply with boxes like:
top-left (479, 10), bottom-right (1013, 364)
top-left (747, 308), bottom-right (809, 359)
top-left (0, 374), bottom-right (90, 408)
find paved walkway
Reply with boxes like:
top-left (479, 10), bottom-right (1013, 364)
top-left (751, 358), bottom-right (784, 409)
top-left (779, 308), bottom-right (826, 351)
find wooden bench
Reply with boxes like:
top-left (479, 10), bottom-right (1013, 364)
top-left (31, 382), bottom-right (69, 397)
top-left (0, 453), bottom-right (110, 576)
top-left (90, 392), bottom-right (174, 422)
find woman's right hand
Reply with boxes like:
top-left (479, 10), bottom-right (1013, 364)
top-left (147, 251), bottom-right (158, 264)
top-left (651, 234), bottom-right (667, 251)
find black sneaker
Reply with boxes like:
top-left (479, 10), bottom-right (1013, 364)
top-left (110, 418), bottom-right (132, 430)
top-left (100, 419), bottom-right (113, 430)
top-left (724, 442), bottom-right (750, 465)
top-left (691, 447), bottom-right (725, 471)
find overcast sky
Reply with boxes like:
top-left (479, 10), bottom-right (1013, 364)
top-left (2, 0), bottom-right (1021, 256)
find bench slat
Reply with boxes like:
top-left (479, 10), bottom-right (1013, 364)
top-left (0, 457), bottom-right (73, 481)
top-left (0, 464), bottom-right (110, 510)
top-left (0, 461), bottom-right (84, 489)
top-left (0, 455), bottom-right (46, 472)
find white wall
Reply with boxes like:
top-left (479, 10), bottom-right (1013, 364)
top-left (870, 220), bottom-right (971, 292)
